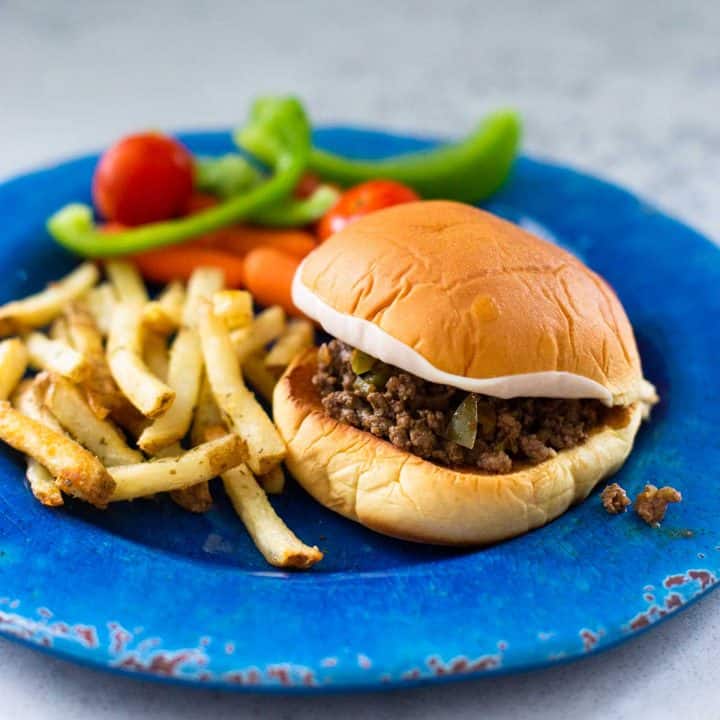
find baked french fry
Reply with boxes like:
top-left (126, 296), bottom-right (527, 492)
top-left (64, 301), bottom-right (122, 419)
top-left (0, 338), bottom-right (28, 401)
top-left (183, 267), bottom-right (225, 326)
top-left (109, 433), bottom-right (246, 501)
top-left (170, 479), bottom-right (213, 513)
top-left (0, 263), bottom-right (98, 336)
top-left (258, 463), bottom-right (285, 495)
top-left (84, 283), bottom-right (115, 336)
top-left (190, 375), bottom-right (225, 446)
top-left (41, 374), bottom-right (143, 466)
top-left (223, 463), bottom-right (322, 569)
top-left (213, 290), bottom-right (253, 330)
top-left (242, 351), bottom-right (277, 404)
top-left (48, 316), bottom-right (70, 343)
top-left (137, 270), bottom-right (213, 454)
top-left (25, 332), bottom-right (89, 382)
top-left (176, 374), bottom-right (226, 511)
top-left (12, 379), bottom-right (64, 507)
top-left (142, 330), bottom-right (170, 383)
top-left (25, 458), bottom-right (64, 507)
top-left (198, 302), bottom-right (286, 474)
top-left (105, 260), bottom-right (148, 305)
top-left (108, 302), bottom-right (175, 417)
top-left (143, 281), bottom-right (186, 335)
top-left (230, 306), bottom-right (286, 362)
top-left (265, 319), bottom-right (314, 372)
top-left (0, 399), bottom-right (114, 507)
top-left (138, 328), bottom-right (203, 453)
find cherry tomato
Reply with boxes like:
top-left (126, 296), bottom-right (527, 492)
top-left (93, 132), bottom-right (194, 226)
top-left (316, 180), bottom-right (420, 240)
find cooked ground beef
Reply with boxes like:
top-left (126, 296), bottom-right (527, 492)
top-left (601, 482), bottom-right (632, 514)
top-left (634, 484), bottom-right (682, 526)
top-left (313, 340), bottom-right (608, 473)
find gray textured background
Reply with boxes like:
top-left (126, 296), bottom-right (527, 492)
top-left (1, 1), bottom-right (718, 718)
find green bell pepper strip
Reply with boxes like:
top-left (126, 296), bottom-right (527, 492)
top-left (248, 184), bottom-right (339, 227)
top-left (47, 96), bottom-right (311, 258)
top-left (194, 154), bottom-right (262, 199)
top-left (306, 110), bottom-right (521, 204)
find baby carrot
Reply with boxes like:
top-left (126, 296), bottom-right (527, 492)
top-left (243, 247), bottom-right (301, 316)
top-left (201, 226), bottom-right (317, 259)
top-left (132, 246), bottom-right (246, 287)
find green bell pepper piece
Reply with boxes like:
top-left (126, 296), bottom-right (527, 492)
top-left (307, 110), bottom-right (521, 203)
top-left (194, 154), bottom-right (262, 199)
top-left (47, 96), bottom-right (311, 258)
top-left (447, 394), bottom-right (479, 449)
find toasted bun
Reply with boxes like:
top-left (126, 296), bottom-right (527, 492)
top-left (296, 201), bottom-right (648, 406)
top-left (274, 351), bottom-right (645, 545)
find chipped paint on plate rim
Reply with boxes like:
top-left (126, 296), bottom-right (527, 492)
top-left (0, 126), bottom-right (718, 692)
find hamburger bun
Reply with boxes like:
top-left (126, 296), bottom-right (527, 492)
top-left (295, 200), bottom-right (650, 406)
top-left (273, 350), bottom-right (645, 545)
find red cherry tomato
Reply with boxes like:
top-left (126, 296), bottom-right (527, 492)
top-left (92, 132), bottom-right (194, 226)
top-left (316, 180), bottom-right (420, 240)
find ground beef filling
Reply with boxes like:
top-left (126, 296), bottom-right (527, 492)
top-left (312, 340), bottom-right (608, 474)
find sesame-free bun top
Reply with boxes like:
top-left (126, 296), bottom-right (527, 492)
top-left (294, 201), bottom-right (651, 406)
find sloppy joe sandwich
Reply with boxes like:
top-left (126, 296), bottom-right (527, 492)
top-left (274, 200), bottom-right (657, 544)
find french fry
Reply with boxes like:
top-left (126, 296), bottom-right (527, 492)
top-left (223, 463), bottom-right (322, 569)
top-left (105, 260), bottom-right (148, 305)
top-left (213, 290), bottom-right (253, 330)
top-left (107, 302), bottom-right (175, 417)
top-left (41, 374), bottom-right (143, 466)
top-left (0, 263), bottom-right (99, 336)
top-left (64, 301), bottom-right (122, 419)
top-left (190, 375), bottom-right (225, 446)
top-left (12, 379), bottom-right (64, 507)
top-left (170, 480), bottom-right (213, 513)
top-left (142, 281), bottom-right (186, 335)
top-left (242, 351), bottom-right (277, 404)
top-left (0, 399), bottom-right (114, 507)
top-left (48, 316), bottom-right (70, 343)
top-left (265, 319), bottom-right (314, 372)
top-left (138, 329), bottom-right (203, 453)
top-left (84, 283), bottom-right (115, 336)
top-left (230, 306), bottom-right (286, 362)
top-left (0, 338), bottom-right (28, 401)
top-left (138, 270), bottom-right (213, 454)
top-left (109, 433), bottom-right (246, 501)
top-left (198, 302), bottom-right (286, 474)
top-left (142, 330), bottom-right (170, 383)
top-left (25, 332), bottom-right (89, 382)
top-left (13, 377), bottom-right (65, 433)
top-left (177, 374), bottom-right (226, 511)
top-left (25, 458), bottom-right (64, 507)
top-left (258, 463), bottom-right (285, 495)
top-left (183, 267), bottom-right (225, 326)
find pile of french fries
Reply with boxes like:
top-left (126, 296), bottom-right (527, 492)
top-left (0, 261), bottom-right (321, 569)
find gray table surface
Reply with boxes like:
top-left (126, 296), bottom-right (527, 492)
top-left (1, 1), bottom-right (718, 718)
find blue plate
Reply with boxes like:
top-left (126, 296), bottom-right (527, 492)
top-left (0, 127), bottom-right (718, 692)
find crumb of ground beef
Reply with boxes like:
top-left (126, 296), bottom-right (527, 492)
top-left (601, 482), bottom-right (631, 514)
top-left (313, 339), bottom-right (608, 474)
top-left (634, 484), bottom-right (682, 526)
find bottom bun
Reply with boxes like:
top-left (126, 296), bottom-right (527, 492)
top-left (273, 350), bottom-right (645, 545)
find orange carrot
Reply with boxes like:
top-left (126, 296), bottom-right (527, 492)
top-left (243, 247), bottom-right (301, 315)
top-left (132, 246), bottom-right (245, 287)
top-left (200, 226), bottom-right (317, 259)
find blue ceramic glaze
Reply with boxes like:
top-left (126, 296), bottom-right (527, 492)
top-left (0, 127), bottom-right (718, 692)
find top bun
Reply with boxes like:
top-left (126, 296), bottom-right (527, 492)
top-left (295, 201), bottom-right (648, 406)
